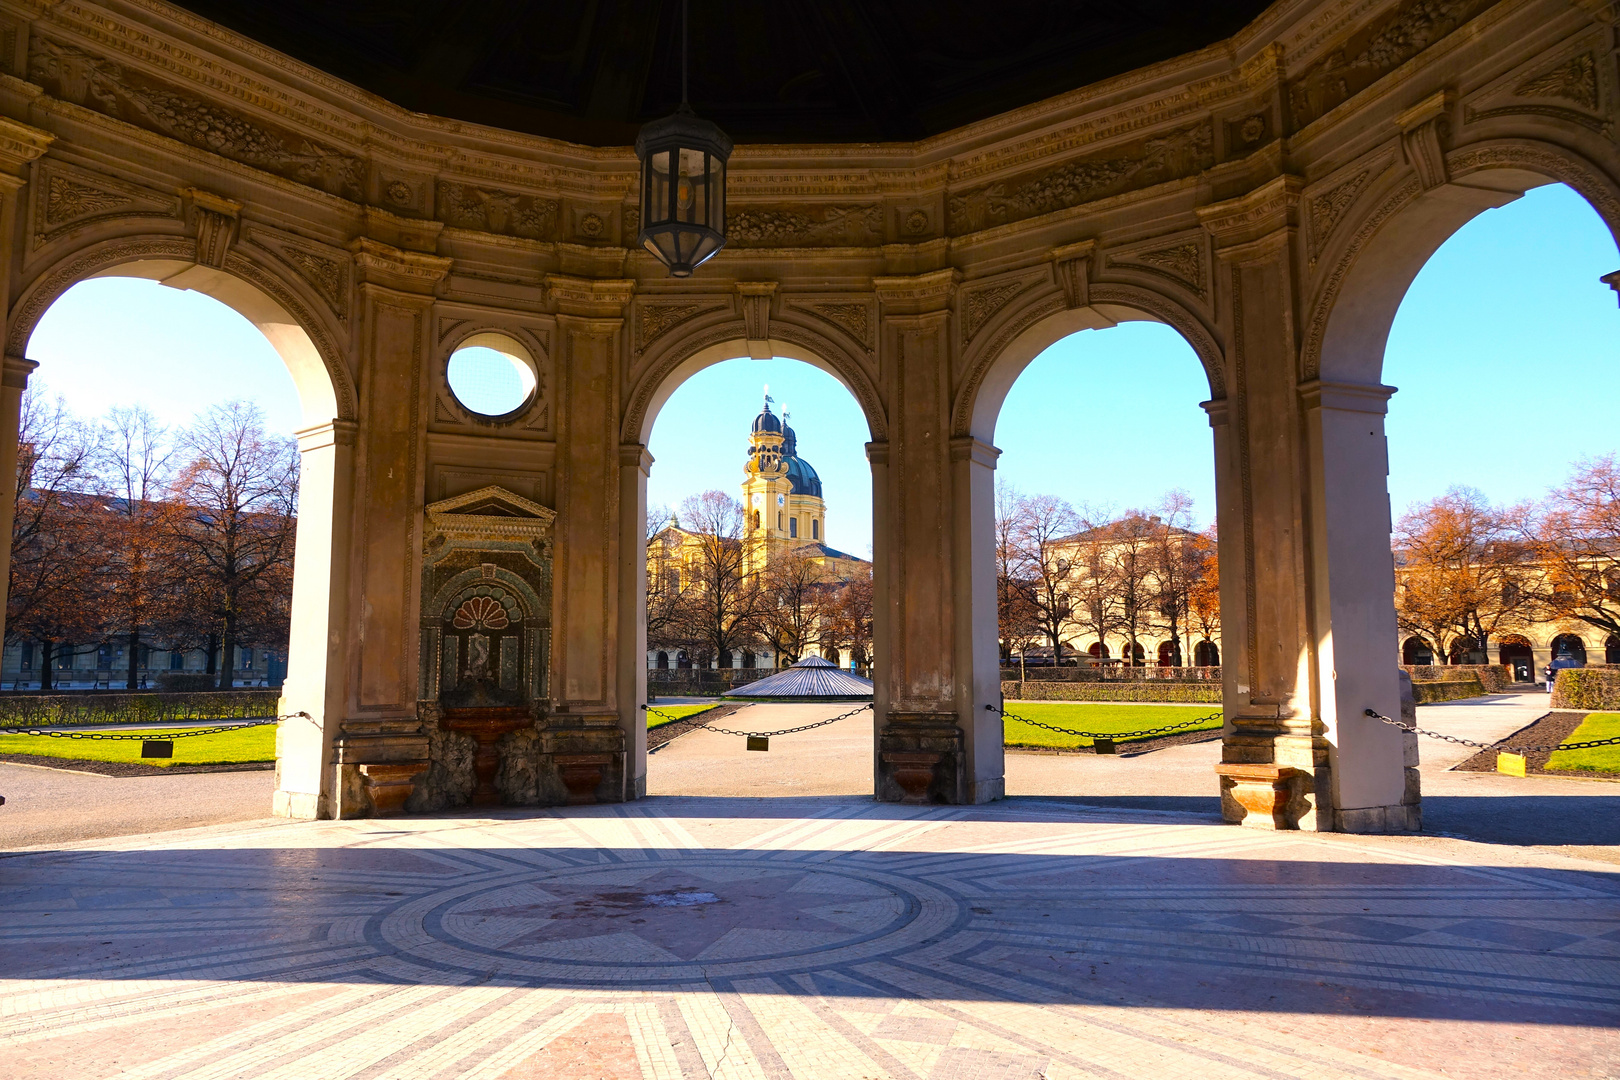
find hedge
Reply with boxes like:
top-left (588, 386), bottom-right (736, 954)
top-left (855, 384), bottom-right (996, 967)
top-left (1552, 668), bottom-right (1620, 711)
top-left (1408, 678), bottom-right (1486, 704)
top-left (1402, 664), bottom-right (1512, 693)
top-left (1002, 680), bottom-right (1221, 704)
top-left (0, 690), bottom-right (282, 727)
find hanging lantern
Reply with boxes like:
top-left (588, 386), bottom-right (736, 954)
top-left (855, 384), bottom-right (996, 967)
top-left (635, 107), bottom-right (732, 277)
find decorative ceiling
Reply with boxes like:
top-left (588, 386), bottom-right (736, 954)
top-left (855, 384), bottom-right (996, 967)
top-left (171, 1), bottom-right (1270, 146)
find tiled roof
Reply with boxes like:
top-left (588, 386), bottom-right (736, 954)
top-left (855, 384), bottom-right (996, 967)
top-left (727, 656), bottom-right (873, 700)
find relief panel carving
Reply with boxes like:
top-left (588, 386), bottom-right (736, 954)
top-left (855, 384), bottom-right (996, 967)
top-left (1463, 43), bottom-right (1610, 132)
top-left (960, 280), bottom-right (1030, 341)
top-left (1107, 238), bottom-right (1208, 298)
top-left (726, 204), bottom-right (883, 247)
top-left (1286, 0), bottom-right (1497, 130)
top-left (29, 35), bottom-right (365, 200)
top-left (438, 182), bottom-right (559, 241)
top-left (947, 121), bottom-right (1214, 233)
top-left (786, 298), bottom-right (876, 351)
top-left (636, 301), bottom-right (726, 350)
top-left (29, 161), bottom-right (180, 249)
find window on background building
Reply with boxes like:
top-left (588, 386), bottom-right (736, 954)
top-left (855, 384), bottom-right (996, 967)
top-left (58, 647), bottom-right (73, 670)
top-left (790, 517), bottom-right (798, 538)
top-left (97, 644), bottom-right (114, 669)
top-left (169, 650), bottom-right (184, 670)
top-left (777, 511), bottom-right (783, 529)
top-left (240, 647), bottom-right (253, 669)
top-left (812, 519), bottom-right (819, 540)
top-left (19, 643), bottom-right (31, 670)
top-left (656, 651), bottom-right (669, 669)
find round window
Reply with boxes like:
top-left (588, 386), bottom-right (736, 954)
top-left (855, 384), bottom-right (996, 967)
top-left (446, 344), bottom-right (537, 417)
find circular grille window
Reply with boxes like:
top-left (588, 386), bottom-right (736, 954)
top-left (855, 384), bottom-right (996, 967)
top-left (446, 344), bottom-right (537, 417)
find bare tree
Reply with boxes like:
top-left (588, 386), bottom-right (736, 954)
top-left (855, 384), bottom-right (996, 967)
top-left (670, 490), bottom-right (758, 667)
top-left (1529, 454), bottom-right (1620, 642)
top-left (165, 402), bottom-right (299, 689)
top-left (1099, 511), bottom-right (1158, 665)
top-left (644, 502), bottom-right (684, 651)
top-left (1149, 490), bottom-right (1202, 666)
top-left (826, 563), bottom-right (873, 671)
top-left (994, 483), bottom-right (1039, 662)
top-left (97, 406), bottom-right (176, 688)
top-left (757, 546), bottom-right (832, 666)
top-left (7, 391), bottom-right (104, 686)
top-left (1394, 487), bottom-right (1532, 664)
top-left (1010, 494), bottom-right (1080, 660)
top-left (1186, 525), bottom-right (1220, 659)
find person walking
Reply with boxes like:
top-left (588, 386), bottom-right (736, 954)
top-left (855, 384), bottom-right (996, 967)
top-left (1544, 663), bottom-right (1556, 695)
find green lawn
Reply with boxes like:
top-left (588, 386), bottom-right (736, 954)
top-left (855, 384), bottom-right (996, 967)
top-left (1547, 712), bottom-right (1620, 774)
top-left (0, 724), bottom-right (275, 766)
top-left (646, 704), bottom-right (718, 730)
top-left (1001, 702), bottom-right (1224, 750)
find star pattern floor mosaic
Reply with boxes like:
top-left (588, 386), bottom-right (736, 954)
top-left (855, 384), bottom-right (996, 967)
top-left (4, 797), bottom-right (1618, 1079)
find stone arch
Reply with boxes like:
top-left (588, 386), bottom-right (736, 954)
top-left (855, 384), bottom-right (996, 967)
top-left (622, 311), bottom-right (886, 445)
top-left (953, 280), bottom-right (1224, 443)
top-left (8, 234), bottom-right (355, 425)
top-left (1307, 137), bottom-right (1620, 384)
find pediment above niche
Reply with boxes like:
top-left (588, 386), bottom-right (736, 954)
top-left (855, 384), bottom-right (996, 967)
top-left (426, 485), bottom-right (556, 539)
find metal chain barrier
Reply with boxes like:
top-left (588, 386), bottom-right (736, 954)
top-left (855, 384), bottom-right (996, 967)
top-left (1363, 709), bottom-right (1620, 753)
top-left (0, 712), bottom-right (307, 742)
top-left (641, 701), bottom-right (871, 740)
top-left (991, 702), bottom-right (1223, 741)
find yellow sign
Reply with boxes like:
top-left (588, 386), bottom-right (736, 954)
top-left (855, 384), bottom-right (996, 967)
top-left (1496, 752), bottom-right (1527, 777)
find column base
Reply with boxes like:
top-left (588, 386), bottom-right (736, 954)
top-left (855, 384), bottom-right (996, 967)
top-left (1336, 803), bottom-right (1422, 833)
top-left (1215, 763), bottom-right (1311, 829)
top-left (877, 713), bottom-right (964, 804)
top-left (271, 789), bottom-right (323, 820)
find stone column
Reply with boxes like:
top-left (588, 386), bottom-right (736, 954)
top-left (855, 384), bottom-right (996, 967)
top-left (273, 419), bottom-right (355, 818)
top-left (329, 239), bottom-right (449, 817)
top-left (545, 275), bottom-right (634, 804)
top-left (1199, 177), bottom-right (1412, 832)
top-left (0, 120), bottom-right (54, 656)
top-left (871, 270), bottom-right (1002, 804)
top-left (618, 442), bottom-right (652, 798)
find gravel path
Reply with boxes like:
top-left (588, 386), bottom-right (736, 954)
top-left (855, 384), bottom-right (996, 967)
top-left (0, 762), bottom-right (275, 850)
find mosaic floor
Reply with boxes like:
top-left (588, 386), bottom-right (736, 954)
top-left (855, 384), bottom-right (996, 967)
top-left (3, 797), bottom-right (1618, 1079)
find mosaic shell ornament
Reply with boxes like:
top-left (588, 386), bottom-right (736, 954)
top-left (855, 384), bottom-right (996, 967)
top-left (453, 595), bottom-right (509, 630)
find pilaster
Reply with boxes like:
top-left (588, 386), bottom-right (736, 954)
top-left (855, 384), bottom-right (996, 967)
top-left (332, 239), bottom-right (449, 817)
top-left (547, 274), bottom-right (635, 802)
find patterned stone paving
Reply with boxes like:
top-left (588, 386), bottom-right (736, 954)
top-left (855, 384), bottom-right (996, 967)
top-left (3, 797), bottom-right (1618, 1079)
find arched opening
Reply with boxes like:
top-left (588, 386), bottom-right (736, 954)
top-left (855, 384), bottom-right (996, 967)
top-left (1402, 636), bottom-right (1435, 666)
top-left (1355, 171), bottom-right (1620, 707)
top-left (11, 257), bottom-right (343, 818)
top-left (1551, 634), bottom-right (1588, 667)
top-left (1607, 635), bottom-right (1620, 665)
top-left (974, 304), bottom-right (1221, 799)
top-left (1194, 640), bottom-right (1219, 667)
top-left (1497, 635), bottom-right (1534, 683)
top-left (633, 343), bottom-right (877, 798)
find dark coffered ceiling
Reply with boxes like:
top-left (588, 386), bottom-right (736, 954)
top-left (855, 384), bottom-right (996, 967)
top-left (171, 1), bottom-right (1269, 146)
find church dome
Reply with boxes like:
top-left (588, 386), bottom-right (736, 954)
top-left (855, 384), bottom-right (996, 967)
top-left (751, 403), bottom-right (782, 434)
top-left (782, 422), bottom-right (797, 456)
top-left (785, 455), bottom-right (822, 497)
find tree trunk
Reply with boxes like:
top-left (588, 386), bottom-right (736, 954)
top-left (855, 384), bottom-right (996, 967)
top-left (126, 629), bottom-right (139, 690)
top-left (40, 639), bottom-right (53, 691)
top-left (219, 620), bottom-right (237, 690)
top-left (205, 632), bottom-right (218, 676)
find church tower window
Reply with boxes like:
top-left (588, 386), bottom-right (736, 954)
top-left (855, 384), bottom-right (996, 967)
top-left (812, 519), bottom-right (819, 540)
top-left (790, 517), bottom-right (798, 538)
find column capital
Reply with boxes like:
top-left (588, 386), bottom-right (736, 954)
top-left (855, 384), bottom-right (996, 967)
top-left (865, 440), bottom-right (890, 466)
top-left (0, 118), bottom-right (52, 180)
top-left (294, 418), bottom-right (359, 452)
top-left (1200, 397), bottom-right (1229, 427)
top-left (546, 274), bottom-right (636, 318)
top-left (349, 237), bottom-right (451, 295)
top-left (2, 355), bottom-right (37, 391)
top-left (618, 443), bottom-right (654, 471)
top-left (947, 436), bottom-right (1000, 468)
top-left (1197, 175), bottom-right (1302, 256)
top-left (1297, 379), bottom-right (1397, 414)
top-left (873, 268), bottom-right (960, 315)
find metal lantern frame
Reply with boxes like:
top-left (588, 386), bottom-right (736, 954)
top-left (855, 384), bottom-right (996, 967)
top-left (634, 108), bottom-right (732, 277)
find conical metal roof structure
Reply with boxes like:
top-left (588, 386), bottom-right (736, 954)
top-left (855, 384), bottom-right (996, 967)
top-left (727, 656), bottom-right (873, 700)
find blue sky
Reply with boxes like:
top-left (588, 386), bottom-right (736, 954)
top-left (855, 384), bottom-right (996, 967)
top-left (25, 183), bottom-right (1619, 552)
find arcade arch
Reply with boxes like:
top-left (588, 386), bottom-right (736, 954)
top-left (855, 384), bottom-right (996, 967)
top-left (7, 244), bottom-right (349, 818)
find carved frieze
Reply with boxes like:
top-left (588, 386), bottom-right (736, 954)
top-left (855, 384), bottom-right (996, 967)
top-left (1463, 45), bottom-right (1609, 132)
top-left (438, 182), bottom-right (559, 241)
top-left (960, 280), bottom-right (1029, 340)
top-left (30, 162), bottom-right (180, 249)
top-left (29, 35), bottom-right (366, 200)
top-left (1286, 0), bottom-right (1496, 130)
top-left (947, 121), bottom-right (1214, 234)
top-left (726, 204), bottom-right (883, 247)
top-left (1107, 239), bottom-right (1207, 298)
top-left (788, 299), bottom-right (875, 350)
top-left (636, 301), bottom-right (724, 350)
top-left (283, 247), bottom-right (350, 318)
top-left (1306, 168), bottom-right (1373, 265)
